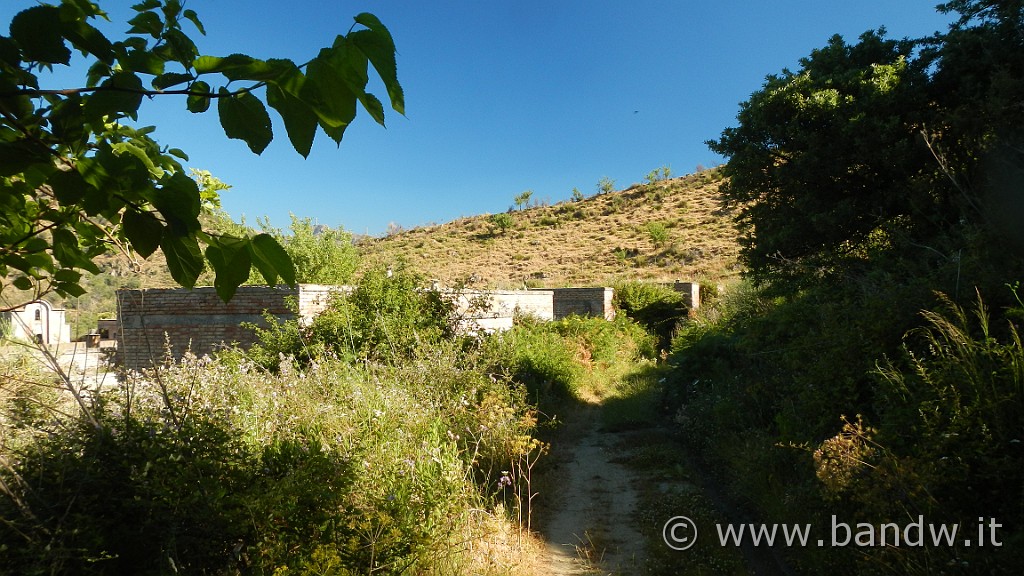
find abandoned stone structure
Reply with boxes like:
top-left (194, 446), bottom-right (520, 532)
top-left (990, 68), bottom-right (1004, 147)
top-left (115, 284), bottom-right (339, 370)
top-left (115, 284), bottom-right (619, 371)
top-left (1, 299), bottom-right (71, 345)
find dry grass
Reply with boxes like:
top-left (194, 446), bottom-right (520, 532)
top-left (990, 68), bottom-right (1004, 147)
top-left (357, 169), bottom-right (742, 288)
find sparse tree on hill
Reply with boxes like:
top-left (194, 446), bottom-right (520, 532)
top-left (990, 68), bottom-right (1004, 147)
top-left (513, 189), bottom-right (533, 211)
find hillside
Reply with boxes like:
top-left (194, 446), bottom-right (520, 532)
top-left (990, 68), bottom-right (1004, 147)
top-left (4, 168), bottom-right (742, 338)
top-left (357, 169), bottom-right (741, 289)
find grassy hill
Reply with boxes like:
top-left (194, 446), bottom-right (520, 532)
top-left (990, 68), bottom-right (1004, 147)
top-left (357, 168), bottom-right (741, 289)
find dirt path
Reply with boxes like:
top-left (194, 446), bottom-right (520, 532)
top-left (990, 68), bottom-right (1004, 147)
top-left (536, 405), bottom-right (647, 575)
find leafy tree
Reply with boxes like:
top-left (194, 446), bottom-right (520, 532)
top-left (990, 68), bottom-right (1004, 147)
top-left (644, 165), bottom-right (671, 184)
top-left (513, 189), bottom-right (533, 211)
top-left (596, 176), bottom-right (615, 195)
top-left (0, 0), bottom-right (403, 304)
top-left (263, 214), bottom-right (359, 285)
top-left (708, 1), bottom-right (1024, 291)
top-left (707, 31), bottom-right (936, 290)
top-left (571, 187), bottom-right (584, 202)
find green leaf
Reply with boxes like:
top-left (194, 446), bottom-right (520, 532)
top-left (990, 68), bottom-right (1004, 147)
top-left (158, 29), bottom-right (198, 67)
top-left (167, 148), bottom-right (189, 160)
top-left (194, 54), bottom-right (297, 82)
top-left (249, 233), bottom-right (295, 286)
top-left (183, 9), bottom-right (206, 35)
top-left (82, 72), bottom-right (145, 121)
top-left (301, 53), bottom-right (358, 130)
top-left (52, 227), bottom-right (99, 273)
top-left (132, 0), bottom-right (161, 11)
top-left (120, 46), bottom-right (165, 75)
top-left (205, 236), bottom-right (252, 302)
top-left (86, 60), bottom-right (111, 87)
top-left (152, 171), bottom-right (201, 234)
top-left (11, 7), bottom-right (71, 64)
top-left (54, 269), bottom-right (83, 283)
top-left (0, 35), bottom-right (21, 67)
top-left (0, 142), bottom-right (52, 177)
top-left (161, 233), bottom-right (204, 288)
top-left (359, 92), bottom-right (386, 126)
top-left (318, 119), bottom-right (349, 147)
top-left (127, 11), bottom-right (163, 38)
top-left (187, 80), bottom-right (212, 113)
top-left (152, 72), bottom-right (193, 90)
top-left (12, 276), bottom-right (33, 291)
top-left (111, 141), bottom-right (163, 178)
top-left (55, 280), bottom-right (87, 298)
top-left (47, 168), bottom-right (91, 204)
top-left (122, 209), bottom-right (164, 258)
top-left (62, 19), bottom-right (116, 65)
top-left (267, 82), bottom-right (318, 158)
top-left (217, 88), bottom-right (273, 154)
top-left (350, 15), bottom-right (404, 115)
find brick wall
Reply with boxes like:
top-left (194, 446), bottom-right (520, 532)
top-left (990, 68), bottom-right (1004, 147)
top-left (116, 286), bottom-right (299, 371)
top-left (550, 287), bottom-right (615, 320)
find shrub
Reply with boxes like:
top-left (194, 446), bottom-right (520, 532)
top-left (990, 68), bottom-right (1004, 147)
top-left (614, 281), bottom-right (689, 351)
top-left (0, 343), bottom-right (539, 575)
top-left (645, 221), bottom-right (669, 247)
top-left (488, 213), bottom-right (514, 235)
top-left (247, 264), bottom-right (456, 368)
top-left (643, 166), bottom-right (671, 184)
top-left (480, 314), bottom-right (656, 402)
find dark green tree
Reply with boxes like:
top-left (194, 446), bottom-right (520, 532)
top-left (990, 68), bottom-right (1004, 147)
top-left (0, 0), bottom-right (403, 304)
top-left (707, 30), bottom-right (937, 290)
top-left (708, 0), bottom-right (1024, 291)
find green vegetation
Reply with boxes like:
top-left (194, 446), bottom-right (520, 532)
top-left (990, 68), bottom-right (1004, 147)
top-left (262, 215), bottom-right (361, 285)
top-left (613, 281), bottom-right (688, 352)
top-left (1, 262), bottom-right (662, 574)
top-left (643, 166), bottom-right (672, 184)
top-left (513, 190), bottom-right (534, 211)
top-left (488, 212), bottom-right (515, 235)
top-left (596, 176), bottom-right (616, 195)
top-left (644, 221), bottom-right (669, 247)
top-left (247, 264), bottom-right (455, 368)
top-left (0, 0), bottom-right (402, 304)
top-left (667, 2), bottom-right (1024, 573)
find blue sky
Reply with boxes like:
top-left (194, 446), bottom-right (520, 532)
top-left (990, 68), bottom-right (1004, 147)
top-left (3, 1), bottom-right (955, 235)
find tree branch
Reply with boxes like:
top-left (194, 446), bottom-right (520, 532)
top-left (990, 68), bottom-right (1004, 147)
top-left (0, 83), bottom-right (264, 100)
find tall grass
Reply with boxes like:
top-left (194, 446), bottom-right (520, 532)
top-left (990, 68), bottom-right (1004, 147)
top-left (0, 270), bottom-right (663, 575)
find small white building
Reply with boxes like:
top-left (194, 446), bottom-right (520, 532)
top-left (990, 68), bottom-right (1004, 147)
top-left (1, 300), bottom-right (72, 345)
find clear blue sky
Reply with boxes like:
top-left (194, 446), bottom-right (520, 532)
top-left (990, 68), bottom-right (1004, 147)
top-left (3, 1), bottom-right (955, 236)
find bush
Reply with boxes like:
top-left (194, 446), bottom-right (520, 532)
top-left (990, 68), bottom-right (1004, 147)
top-left (480, 314), bottom-right (656, 402)
top-left (614, 281), bottom-right (689, 351)
top-left (0, 345), bottom-right (539, 575)
top-left (248, 264), bottom-right (456, 368)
